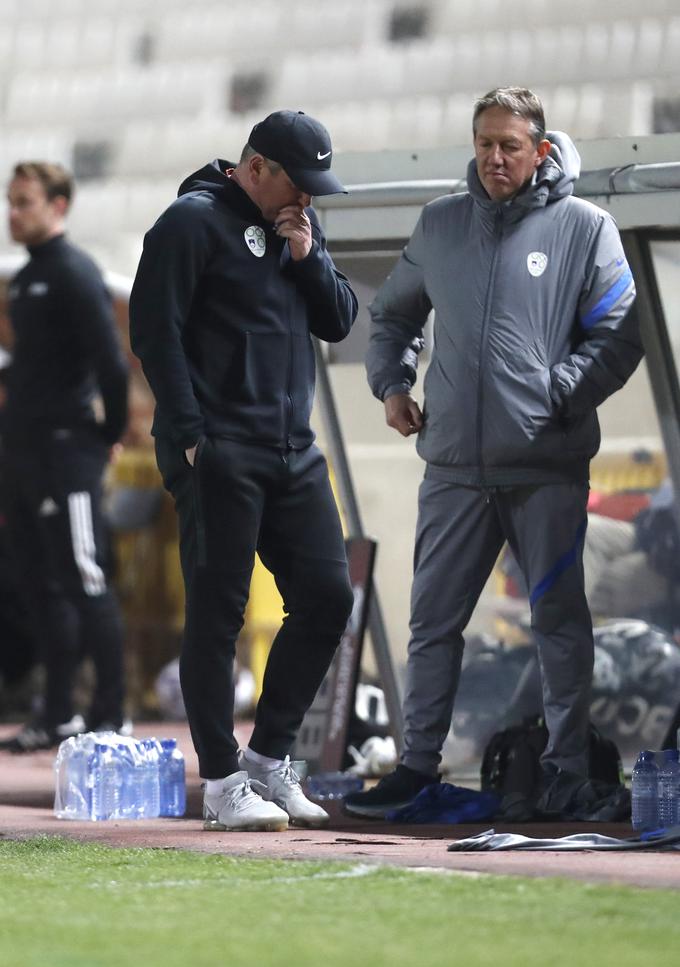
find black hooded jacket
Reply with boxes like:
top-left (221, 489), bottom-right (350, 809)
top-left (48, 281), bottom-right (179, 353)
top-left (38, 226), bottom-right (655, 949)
top-left (129, 160), bottom-right (357, 451)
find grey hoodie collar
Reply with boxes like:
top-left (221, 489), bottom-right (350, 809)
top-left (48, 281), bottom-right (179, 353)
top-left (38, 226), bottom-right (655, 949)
top-left (467, 130), bottom-right (581, 217)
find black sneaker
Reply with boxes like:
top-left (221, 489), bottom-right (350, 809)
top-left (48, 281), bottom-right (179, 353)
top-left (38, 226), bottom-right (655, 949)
top-left (0, 714), bottom-right (85, 754)
top-left (342, 764), bottom-right (440, 818)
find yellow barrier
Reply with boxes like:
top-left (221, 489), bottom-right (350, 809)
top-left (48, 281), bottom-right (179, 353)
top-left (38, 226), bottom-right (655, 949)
top-left (589, 449), bottom-right (666, 494)
top-left (109, 450), bottom-right (184, 711)
top-left (244, 561), bottom-right (284, 697)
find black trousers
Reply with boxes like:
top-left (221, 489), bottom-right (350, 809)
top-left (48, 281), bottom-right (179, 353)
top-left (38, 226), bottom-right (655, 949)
top-left (155, 436), bottom-right (354, 779)
top-left (2, 428), bottom-right (125, 729)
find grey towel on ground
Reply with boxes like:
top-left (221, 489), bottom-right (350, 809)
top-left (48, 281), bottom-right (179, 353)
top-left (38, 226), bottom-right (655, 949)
top-left (447, 827), bottom-right (680, 852)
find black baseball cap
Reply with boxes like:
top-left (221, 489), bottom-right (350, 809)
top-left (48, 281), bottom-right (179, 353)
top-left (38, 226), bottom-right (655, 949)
top-left (248, 110), bottom-right (347, 196)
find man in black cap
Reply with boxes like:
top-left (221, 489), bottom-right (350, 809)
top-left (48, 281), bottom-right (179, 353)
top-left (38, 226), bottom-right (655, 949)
top-left (130, 110), bottom-right (358, 832)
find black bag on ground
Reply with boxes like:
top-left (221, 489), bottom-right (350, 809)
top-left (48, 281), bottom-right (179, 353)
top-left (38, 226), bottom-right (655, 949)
top-left (480, 717), bottom-right (627, 822)
top-left (480, 717), bottom-right (548, 821)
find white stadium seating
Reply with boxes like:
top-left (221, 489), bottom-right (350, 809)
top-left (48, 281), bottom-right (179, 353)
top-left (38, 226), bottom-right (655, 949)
top-left (0, 0), bottom-right (679, 275)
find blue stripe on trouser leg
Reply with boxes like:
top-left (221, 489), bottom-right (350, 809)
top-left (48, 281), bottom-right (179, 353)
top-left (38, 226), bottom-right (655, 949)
top-left (529, 517), bottom-right (588, 607)
top-left (498, 485), bottom-right (592, 777)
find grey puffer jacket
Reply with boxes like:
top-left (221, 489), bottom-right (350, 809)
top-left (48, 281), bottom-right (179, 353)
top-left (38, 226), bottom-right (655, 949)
top-left (366, 133), bottom-right (642, 486)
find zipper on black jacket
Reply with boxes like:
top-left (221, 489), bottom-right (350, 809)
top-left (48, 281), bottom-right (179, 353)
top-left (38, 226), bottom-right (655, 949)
top-left (475, 210), bottom-right (504, 488)
top-left (284, 342), bottom-right (294, 450)
top-left (283, 276), bottom-right (296, 450)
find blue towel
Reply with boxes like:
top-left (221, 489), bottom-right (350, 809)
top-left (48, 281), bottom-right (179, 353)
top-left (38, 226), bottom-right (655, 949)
top-left (386, 783), bottom-right (500, 824)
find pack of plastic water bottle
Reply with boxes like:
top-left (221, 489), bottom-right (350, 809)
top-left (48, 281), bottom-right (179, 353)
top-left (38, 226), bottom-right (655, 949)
top-left (53, 732), bottom-right (186, 821)
top-left (631, 747), bottom-right (680, 832)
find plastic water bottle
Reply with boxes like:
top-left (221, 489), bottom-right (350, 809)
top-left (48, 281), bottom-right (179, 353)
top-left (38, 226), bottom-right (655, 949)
top-left (658, 748), bottom-right (680, 828)
top-left (117, 741), bottom-right (143, 820)
top-left (139, 738), bottom-right (161, 818)
top-left (90, 742), bottom-right (121, 821)
top-left (55, 732), bottom-right (179, 821)
top-left (159, 738), bottom-right (186, 817)
top-left (130, 740), bottom-right (147, 819)
top-left (631, 750), bottom-right (659, 832)
top-left (306, 771), bottom-right (364, 800)
top-left (67, 737), bottom-right (94, 819)
top-left (54, 735), bottom-right (93, 820)
top-left (54, 736), bottom-right (77, 819)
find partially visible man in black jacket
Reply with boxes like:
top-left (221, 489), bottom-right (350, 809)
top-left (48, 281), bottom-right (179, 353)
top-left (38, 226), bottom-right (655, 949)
top-left (2, 162), bottom-right (129, 752)
top-left (130, 110), bottom-right (357, 832)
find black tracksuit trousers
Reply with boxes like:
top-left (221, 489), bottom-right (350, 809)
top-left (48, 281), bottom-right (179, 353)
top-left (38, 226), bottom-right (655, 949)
top-left (155, 435), bottom-right (354, 779)
top-left (2, 429), bottom-right (125, 729)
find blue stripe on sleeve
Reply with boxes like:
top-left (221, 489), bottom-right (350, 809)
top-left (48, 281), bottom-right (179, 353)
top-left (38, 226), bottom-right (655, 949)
top-left (580, 266), bottom-right (634, 331)
top-left (529, 518), bottom-right (588, 607)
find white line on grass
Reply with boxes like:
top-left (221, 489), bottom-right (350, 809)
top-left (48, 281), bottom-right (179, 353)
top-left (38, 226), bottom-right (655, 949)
top-left (94, 863), bottom-right (381, 891)
top-left (407, 867), bottom-right (486, 878)
top-left (93, 863), bottom-right (486, 891)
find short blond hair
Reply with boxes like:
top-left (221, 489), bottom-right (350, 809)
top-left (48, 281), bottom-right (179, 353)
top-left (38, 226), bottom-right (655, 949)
top-left (473, 88), bottom-right (546, 146)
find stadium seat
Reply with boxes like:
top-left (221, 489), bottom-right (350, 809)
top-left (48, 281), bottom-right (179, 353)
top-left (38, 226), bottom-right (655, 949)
top-left (636, 19), bottom-right (664, 77)
top-left (549, 87), bottom-right (580, 135)
top-left (661, 17), bottom-right (680, 75)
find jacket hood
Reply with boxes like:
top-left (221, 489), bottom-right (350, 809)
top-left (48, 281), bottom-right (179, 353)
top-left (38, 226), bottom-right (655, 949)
top-left (541, 130), bottom-right (581, 199)
top-left (467, 129), bottom-right (581, 212)
top-left (177, 158), bottom-right (265, 222)
top-left (177, 159), bottom-right (233, 198)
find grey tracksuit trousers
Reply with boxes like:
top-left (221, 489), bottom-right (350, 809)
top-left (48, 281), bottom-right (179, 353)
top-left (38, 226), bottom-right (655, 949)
top-left (402, 475), bottom-right (592, 778)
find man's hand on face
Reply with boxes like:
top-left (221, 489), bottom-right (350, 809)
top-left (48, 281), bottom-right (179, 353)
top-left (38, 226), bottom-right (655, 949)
top-left (274, 206), bottom-right (312, 261)
top-left (384, 393), bottom-right (424, 437)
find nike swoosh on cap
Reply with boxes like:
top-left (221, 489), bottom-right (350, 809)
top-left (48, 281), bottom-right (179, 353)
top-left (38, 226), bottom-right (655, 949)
top-left (317, 150), bottom-right (331, 160)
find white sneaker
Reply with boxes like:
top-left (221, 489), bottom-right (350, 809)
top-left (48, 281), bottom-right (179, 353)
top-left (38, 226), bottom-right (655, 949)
top-left (240, 753), bottom-right (330, 828)
top-left (202, 771), bottom-right (289, 832)
top-left (55, 714), bottom-right (86, 738)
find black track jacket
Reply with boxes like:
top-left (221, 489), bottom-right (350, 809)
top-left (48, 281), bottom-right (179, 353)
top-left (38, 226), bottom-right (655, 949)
top-left (4, 234), bottom-right (128, 447)
top-left (129, 160), bottom-right (357, 451)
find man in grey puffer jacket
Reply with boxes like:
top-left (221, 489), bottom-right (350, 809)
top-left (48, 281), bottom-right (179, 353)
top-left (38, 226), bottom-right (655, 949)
top-left (344, 87), bottom-right (642, 819)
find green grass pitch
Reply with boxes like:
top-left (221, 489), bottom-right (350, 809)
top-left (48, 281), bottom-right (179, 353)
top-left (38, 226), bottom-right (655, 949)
top-left (0, 836), bottom-right (678, 967)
